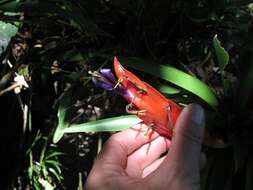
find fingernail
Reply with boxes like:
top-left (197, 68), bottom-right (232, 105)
top-left (189, 104), bottom-right (204, 127)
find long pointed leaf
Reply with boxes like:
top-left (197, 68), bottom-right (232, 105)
top-left (121, 57), bottom-right (219, 108)
top-left (63, 115), bottom-right (141, 133)
top-left (155, 83), bottom-right (180, 95)
top-left (53, 89), bottom-right (72, 143)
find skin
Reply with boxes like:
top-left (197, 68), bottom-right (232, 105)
top-left (85, 104), bottom-right (205, 190)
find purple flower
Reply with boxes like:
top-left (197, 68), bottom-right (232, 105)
top-left (90, 68), bottom-right (129, 97)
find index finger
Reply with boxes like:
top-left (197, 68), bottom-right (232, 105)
top-left (96, 123), bottom-right (160, 167)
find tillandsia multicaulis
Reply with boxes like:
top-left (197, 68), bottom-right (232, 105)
top-left (90, 57), bottom-right (182, 139)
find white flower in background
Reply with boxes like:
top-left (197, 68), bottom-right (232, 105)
top-left (13, 74), bottom-right (29, 94)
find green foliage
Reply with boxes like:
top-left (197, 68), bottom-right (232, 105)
top-left (0, 21), bottom-right (18, 55)
top-left (27, 132), bottom-right (64, 190)
top-left (213, 35), bottom-right (229, 72)
top-left (52, 89), bottom-right (72, 144)
top-left (1, 0), bottom-right (253, 189)
top-left (121, 57), bottom-right (219, 108)
top-left (62, 115), bottom-right (141, 133)
top-left (156, 83), bottom-right (180, 95)
top-left (53, 87), bottom-right (141, 143)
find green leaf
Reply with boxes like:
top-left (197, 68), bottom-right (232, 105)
top-left (33, 178), bottom-right (41, 190)
top-left (213, 34), bottom-right (229, 71)
top-left (33, 163), bottom-right (41, 175)
top-left (45, 160), bottom-right (62, 174)
top-left (48, 168), bottom-right (62, 182)
top-left (53, 90), bottom-right (72, 143)
top-left (28, 166), bottom-right (33, 180)
top-left (121, 57), bottom-right (219, 108)
top-left (63, 115), bottom-right (142, 133)
top-left (45, 151), bottom-right (64, 160)
top-left (42, 167), bottom-right (48, 179)
top-left (0, 1), bottom-right (20, 12)
top-left (0, 21), bottom-right (18, 56)
top-left (155, 83), bottom-right (180, 95)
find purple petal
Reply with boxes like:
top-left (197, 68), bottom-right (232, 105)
top-left (92, 77), bottom-right (114, 91)
top-left (99, 68), bottom-right (116, 83)
top-left (90, 68), bottom-right (130, 98)
top-left (116, 86), bottom-right (130, 98)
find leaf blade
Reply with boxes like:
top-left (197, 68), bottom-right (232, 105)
top-left (63, 115), bottom-right (141, 133)
top-left (121, 57), bottom-right (219, 108)
top-left (213, 34), bottom-right (229, 71)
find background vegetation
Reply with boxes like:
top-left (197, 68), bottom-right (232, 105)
top-left (1, 0), bottom-right (253, 189)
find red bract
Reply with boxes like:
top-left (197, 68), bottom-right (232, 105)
top-left (114, 57), bottom-right (182, 139)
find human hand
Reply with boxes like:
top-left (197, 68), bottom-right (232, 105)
top-left (85, 104), bottom-right (205, 190)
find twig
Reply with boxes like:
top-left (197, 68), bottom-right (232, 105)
top-left (0, 83), bottom-right (20, 96)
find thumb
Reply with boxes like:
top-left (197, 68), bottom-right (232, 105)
top-left (167, 104), bottom-right (205, 172)
top-left (145, 104), bottom-right (205, 189)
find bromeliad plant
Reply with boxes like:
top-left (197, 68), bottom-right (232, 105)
top-left (90, 57), bottom-right (182, 139)
top-left (53, 54), bottom-right (218, 143)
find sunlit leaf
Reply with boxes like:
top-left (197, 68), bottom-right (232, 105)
top-left (155, 83), bottom-right (180, 95)
top-left (63, 115), bottom-right (141, 133)
top-left (45, 160), bottom-right (62, 174)
top-left (121, 57), bottom-right (219, 108)
top-left (28, 166), bottom-right (33, 180)
top-left (33, 178), bottom-right (41, 190)
top-left (45, 151), bottom-right (64, 160)
top-left (53, 91), bottom-right (72, 143)
top-left (48, 168), bottom-right (62, 182)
